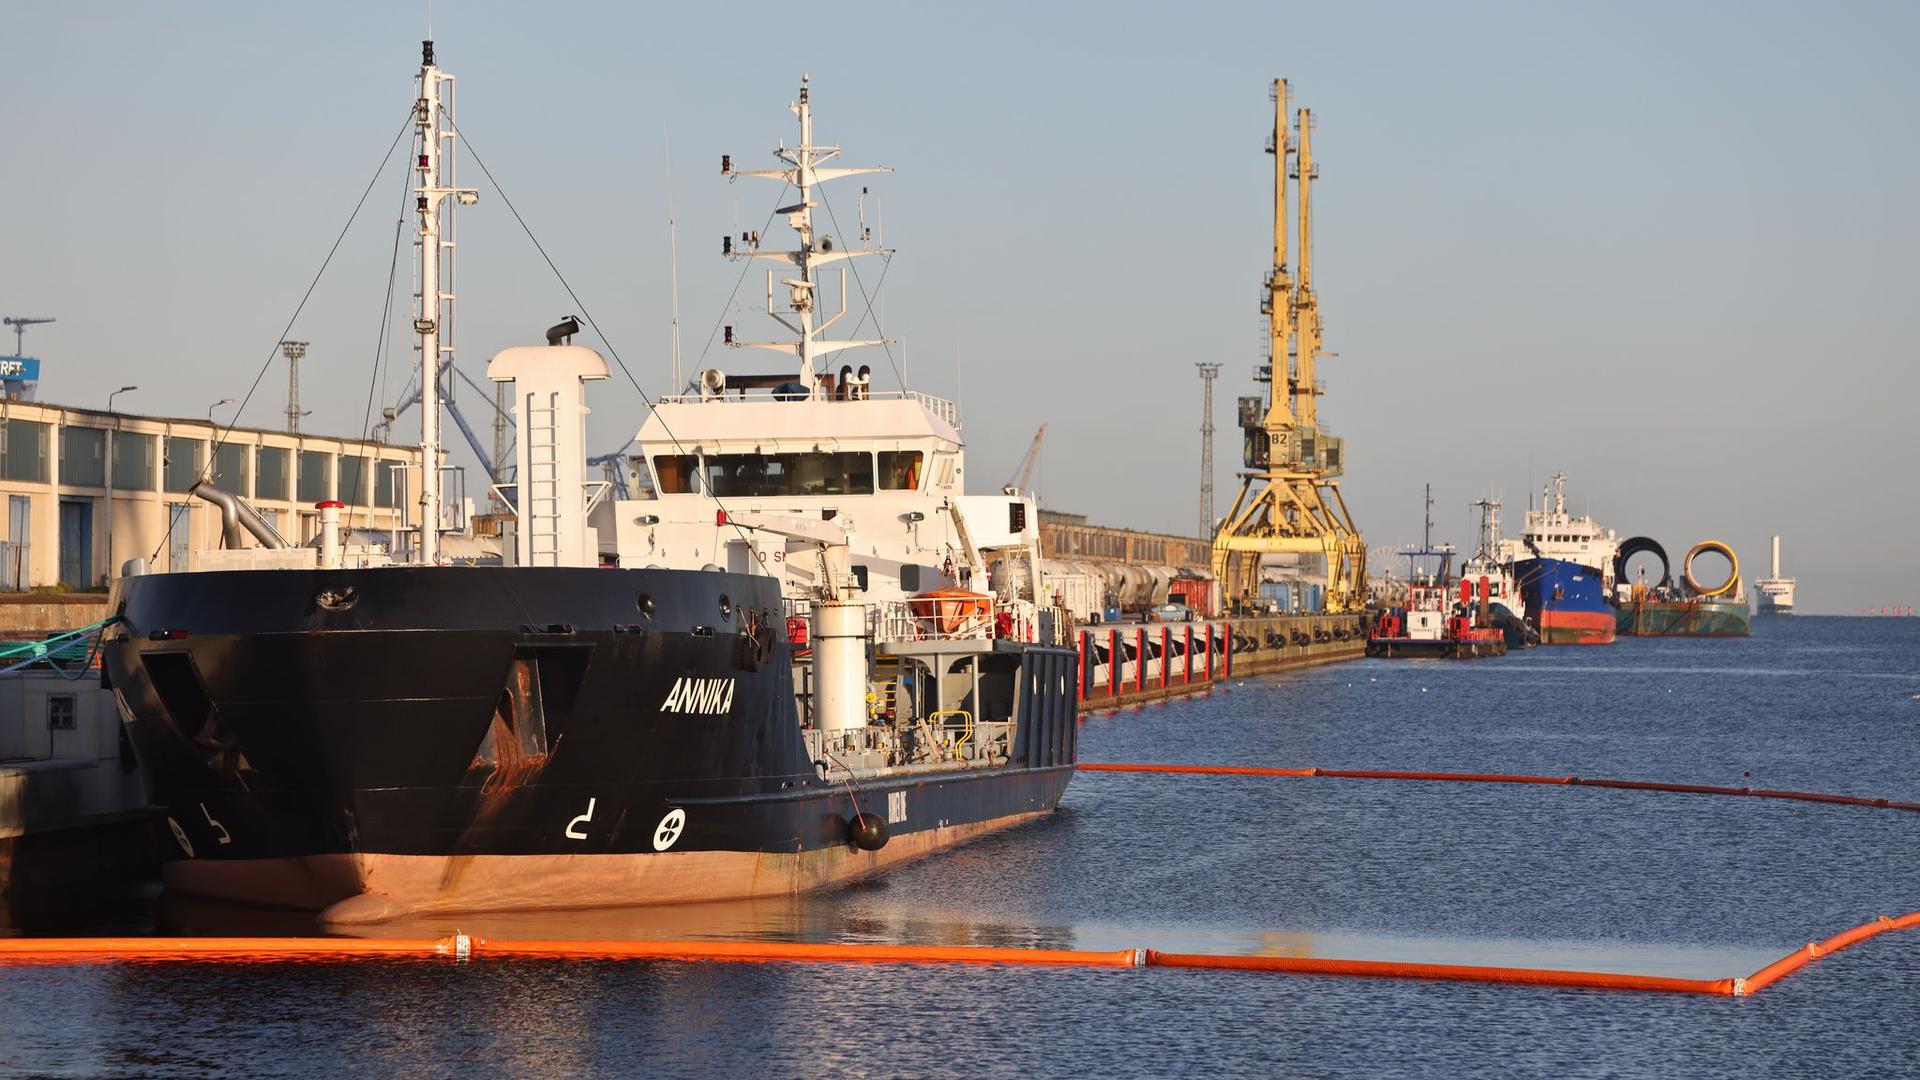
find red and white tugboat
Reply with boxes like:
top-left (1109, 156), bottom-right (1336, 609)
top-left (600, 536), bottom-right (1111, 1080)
top-left (1367, 488), bottom-right (1507, 659)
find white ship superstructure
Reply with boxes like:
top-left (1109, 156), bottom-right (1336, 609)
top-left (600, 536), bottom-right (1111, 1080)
top-left (596, 77), bottom-right (1053, 640)
top-left (1755, 534), bottom-right (1796, 614)
top-left (1499, 473), bottom-right (1620, 588)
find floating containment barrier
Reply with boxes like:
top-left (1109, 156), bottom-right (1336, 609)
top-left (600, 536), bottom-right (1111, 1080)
top-left (0, 913), bottom-right (1914, 998)
top-left (1076, 762), bottom-right (1920, 812)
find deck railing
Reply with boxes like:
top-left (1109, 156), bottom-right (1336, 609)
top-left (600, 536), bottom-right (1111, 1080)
top-left (655, 386), bottom-right (960, 426)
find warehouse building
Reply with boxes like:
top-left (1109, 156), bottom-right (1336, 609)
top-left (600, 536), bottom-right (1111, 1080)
top-left (0, 401), bottom-right (416, 590)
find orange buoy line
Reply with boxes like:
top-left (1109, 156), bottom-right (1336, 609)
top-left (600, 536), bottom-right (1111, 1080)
top-left (1738, 911), bottom-right (1920, 995)
top-left (1076, 762), bottom-right (1920, 812)
top-left (0, 935), bottom-right (1141, 970)
top-left (1143, 951), bottom-right (1736, 995)
top-left (0, 913), bottom-right (1914, 997)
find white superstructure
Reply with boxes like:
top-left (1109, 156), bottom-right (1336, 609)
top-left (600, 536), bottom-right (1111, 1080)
top-left (1499, 473), bottom-right (1620, 588)
top-left (595, 79), bottom-right (1052, 640)
top-left (1755, 534), bottom-right (1796, 614)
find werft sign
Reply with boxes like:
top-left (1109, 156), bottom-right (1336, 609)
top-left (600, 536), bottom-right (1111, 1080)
top-left (0, 358), bottom-right (40, 380)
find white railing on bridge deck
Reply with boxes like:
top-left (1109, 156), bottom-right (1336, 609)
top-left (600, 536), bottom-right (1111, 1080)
top-left (656, 386), bottom-right (960, 427)
top-left (784, 597), bottom-right (1066, 647)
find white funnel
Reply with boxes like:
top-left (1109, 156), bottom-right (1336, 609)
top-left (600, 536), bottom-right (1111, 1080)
top-left (487, 344), bottom-right (609, 567)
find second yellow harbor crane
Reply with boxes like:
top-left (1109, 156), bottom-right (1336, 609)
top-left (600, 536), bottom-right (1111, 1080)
top-left (1211, 79), bottom-right (1367, 613)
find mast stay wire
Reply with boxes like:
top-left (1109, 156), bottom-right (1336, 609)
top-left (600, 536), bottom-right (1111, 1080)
top-left (348, 146), bottom-right (418, 511)
top-left (443, 113), bottom-right (794, 573)
top-left (147, 110), bottom-right (415, 564)
top-left (815, 185), bottom-right (906, 393)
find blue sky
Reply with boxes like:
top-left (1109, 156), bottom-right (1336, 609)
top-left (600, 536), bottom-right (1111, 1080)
top-left (4, 1), bottom-right (1915, 612)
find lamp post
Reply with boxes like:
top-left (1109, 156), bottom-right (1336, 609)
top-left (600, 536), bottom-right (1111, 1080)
top-left (102, 386), bottom-right (139, 584)
top-left (207, 398), bottom-right (236, 425)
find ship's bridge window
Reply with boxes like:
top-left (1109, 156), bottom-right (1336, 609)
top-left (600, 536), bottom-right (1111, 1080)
top-left (704, 452), bottom-right (874, 497)
top-left (879, 450), bottom-right (923, 491)
top-left (627, 456), bottom-right (658, 499)
top-left (653, 455), bottom-right (700, 495)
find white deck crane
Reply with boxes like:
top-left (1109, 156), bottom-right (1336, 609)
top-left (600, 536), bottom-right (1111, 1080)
top-left (1003, 424), bottom-right (1045, 497)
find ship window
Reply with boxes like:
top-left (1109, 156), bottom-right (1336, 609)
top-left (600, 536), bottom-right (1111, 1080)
top-left (47, 694), bottom-right (75, 731)
top-left (879, 451), bottom-right (922, 490)
top-left (704, 453), bottom-right (874, 497)
top-left (653, 455), bottom-right (700, 494)
top-left (627, 456), bottom-right (657, 499)
top-left (901, 563), bottom-right (921, 591)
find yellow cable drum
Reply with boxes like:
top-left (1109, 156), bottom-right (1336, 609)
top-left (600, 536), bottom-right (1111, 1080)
top-left (1683, 540), bottom-right (1740, 598)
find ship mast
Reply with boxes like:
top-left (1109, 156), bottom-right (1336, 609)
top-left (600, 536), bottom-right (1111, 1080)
top-left (1472, 496), bottom-right (1502, 559)
top-left (725, 77), bottom-right (894, 397)
top-left (412, 40), bottom-right (477, 563)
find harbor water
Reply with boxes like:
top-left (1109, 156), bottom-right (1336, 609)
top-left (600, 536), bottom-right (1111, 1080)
top-left (2, 616), bottom-right (1916, 1078)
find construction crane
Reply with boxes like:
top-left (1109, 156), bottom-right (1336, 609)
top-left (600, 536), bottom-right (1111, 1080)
top-left (3, 317), bottom-right (54, 356)
top-left (1003, 424), bottom-right (1045, 497)
top-left (1210, 80), bottom-right (1366, 614)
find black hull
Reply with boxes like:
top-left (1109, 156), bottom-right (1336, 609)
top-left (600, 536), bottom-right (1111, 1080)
top-left (102, 566), bottom-right (1079, 915)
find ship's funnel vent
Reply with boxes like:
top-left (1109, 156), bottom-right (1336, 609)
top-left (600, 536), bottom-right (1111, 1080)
top-left (486, 343), bottom-right (610, 568)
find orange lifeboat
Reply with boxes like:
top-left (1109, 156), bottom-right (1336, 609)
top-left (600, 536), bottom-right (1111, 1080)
top-left (907, 588), bottom-right (994, 635)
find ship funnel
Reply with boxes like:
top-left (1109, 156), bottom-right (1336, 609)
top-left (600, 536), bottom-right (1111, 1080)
top-left (487, 343), bottom-right (610, 567)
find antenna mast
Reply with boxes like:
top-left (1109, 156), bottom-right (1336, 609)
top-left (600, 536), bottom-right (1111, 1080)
top-left (1196, 362), bottom-right (1221, 537)
top-left (667, 129), bottom-right (683, 392)
top-left (279, 340), bottom-right (309, 432)
top-left (1472, 496), bottom-right (1502, 558)
top-left (723, 77), bottom-right (895, 397)
top-left (412, 40), bottom-right (478, 563)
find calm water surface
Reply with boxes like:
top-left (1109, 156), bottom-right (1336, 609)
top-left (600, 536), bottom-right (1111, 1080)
top-left (3, 616), bottom-right (1916, 1077)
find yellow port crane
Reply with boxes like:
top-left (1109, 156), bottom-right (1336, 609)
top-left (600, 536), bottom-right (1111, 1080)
top-left (1211, 79), bottom-right (1366, 613)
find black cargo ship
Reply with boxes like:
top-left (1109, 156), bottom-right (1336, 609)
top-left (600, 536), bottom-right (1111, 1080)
top-left (105, 567), bottom-right (1077, 922)
top-left (99, 44), bottom-right (1079, 924)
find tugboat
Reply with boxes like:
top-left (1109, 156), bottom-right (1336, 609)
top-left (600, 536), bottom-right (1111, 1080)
top-left (1366, 554), bottom-right (1507, 660)
top-left (1504, 474), bottom-right (1619, 645)
top-left (1457, 496), bottom-right (1536, 649)
top-left (1366, 488), bottom-right (1506, 659)
top-left (101, 47), bottom-right (1078, 924)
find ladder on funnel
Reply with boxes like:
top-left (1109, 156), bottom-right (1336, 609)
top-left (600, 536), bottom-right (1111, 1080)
top-left (525, 392), bottom-right (561, 565)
